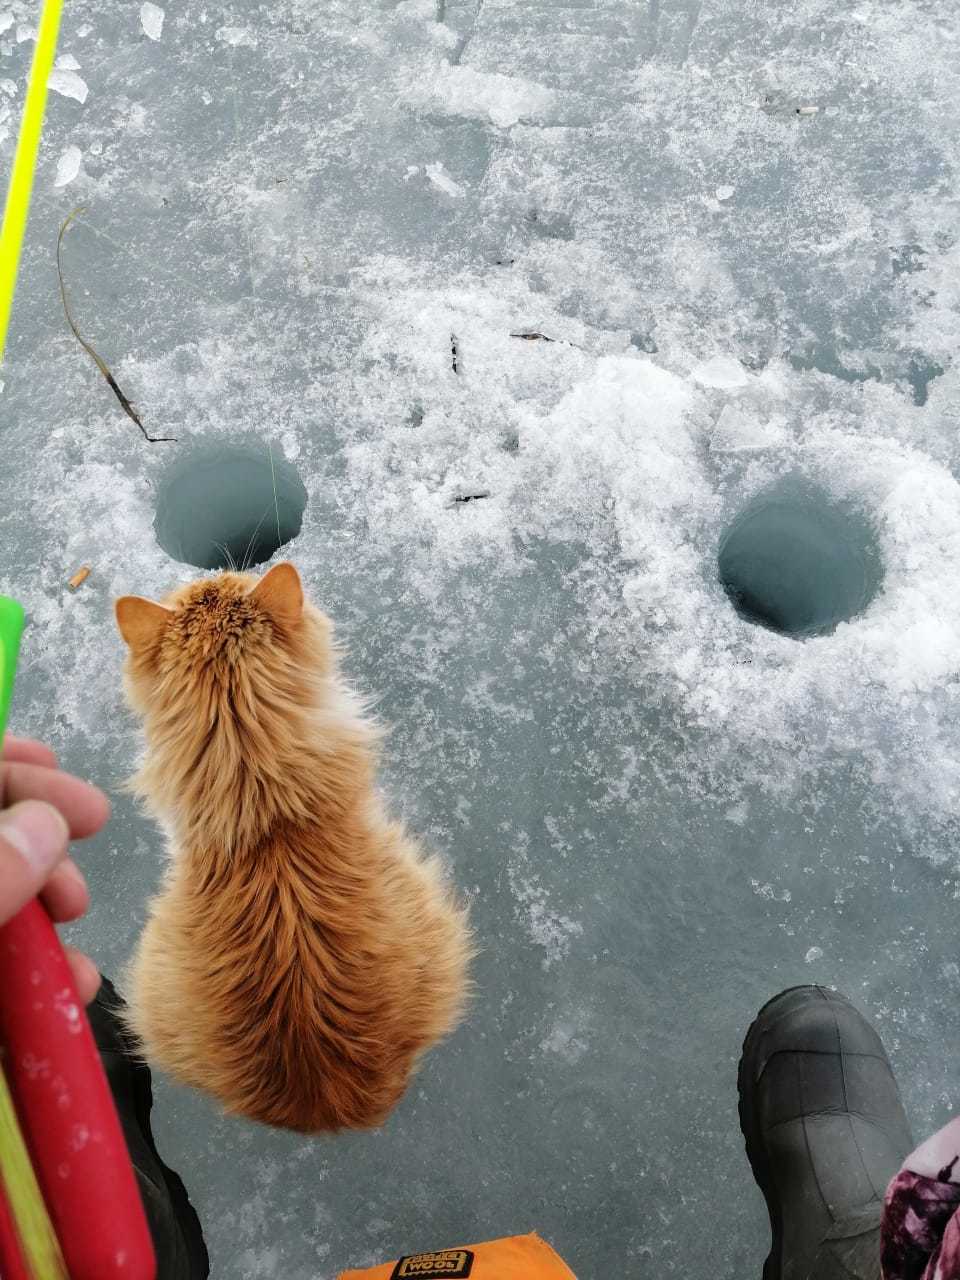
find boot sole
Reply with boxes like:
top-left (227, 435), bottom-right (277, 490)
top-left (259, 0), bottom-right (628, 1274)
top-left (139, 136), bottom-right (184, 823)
top-left (737, 985), bottom-right (829, 1280)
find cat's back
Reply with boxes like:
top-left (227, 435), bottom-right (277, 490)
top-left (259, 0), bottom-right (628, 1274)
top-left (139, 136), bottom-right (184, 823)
top-left (130, 812), bottom-right (470, 1133)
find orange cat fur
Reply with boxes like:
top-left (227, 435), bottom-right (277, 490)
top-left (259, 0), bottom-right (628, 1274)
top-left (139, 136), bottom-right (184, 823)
top-left (114, 562), bottom-right (471, 1133)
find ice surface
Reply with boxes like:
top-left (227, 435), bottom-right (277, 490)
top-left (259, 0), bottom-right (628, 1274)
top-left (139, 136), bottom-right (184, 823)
top-left (2, 0), bottom-right (960, 1275)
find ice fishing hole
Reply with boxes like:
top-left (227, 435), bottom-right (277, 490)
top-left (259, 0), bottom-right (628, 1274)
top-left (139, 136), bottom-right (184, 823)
top-left (154, 441), bottom-right (308, 571)
top-left (717, 479), bottom-right (881, 639)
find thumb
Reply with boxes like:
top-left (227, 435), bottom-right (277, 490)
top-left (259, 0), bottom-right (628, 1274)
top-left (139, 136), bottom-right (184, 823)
top-left (0, 801), bottom-right (70, 927)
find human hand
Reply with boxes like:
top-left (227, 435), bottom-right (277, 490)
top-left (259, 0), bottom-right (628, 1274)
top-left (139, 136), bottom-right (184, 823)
top-left (0, 734), bottom-right (110, 1003)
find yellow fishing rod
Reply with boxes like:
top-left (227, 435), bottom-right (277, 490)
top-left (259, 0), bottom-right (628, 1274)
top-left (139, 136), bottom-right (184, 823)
top-left (0, 0), bottom-right (63, 358)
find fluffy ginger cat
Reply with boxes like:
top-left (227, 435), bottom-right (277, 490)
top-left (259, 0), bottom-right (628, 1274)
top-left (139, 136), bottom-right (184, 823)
top-left (114, 562), bottom-right (471, 1133)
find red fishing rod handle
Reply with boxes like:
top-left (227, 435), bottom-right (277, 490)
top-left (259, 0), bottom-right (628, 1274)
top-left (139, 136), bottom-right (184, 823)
top-left (0, 899), bottom-right (156, 1279)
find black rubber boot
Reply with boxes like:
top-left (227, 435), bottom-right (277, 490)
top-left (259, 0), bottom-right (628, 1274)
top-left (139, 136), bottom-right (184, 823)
top-left (738, 985), bottom-right (913, 1280)
top-left (86, 977), bottom-right (210, 1280)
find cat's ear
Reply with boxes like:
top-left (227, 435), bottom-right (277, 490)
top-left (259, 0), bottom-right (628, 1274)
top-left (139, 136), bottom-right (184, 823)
top-left (115, 596), bottom-right (172, 649)
top-left (250, 562), bottom-right (303, 626)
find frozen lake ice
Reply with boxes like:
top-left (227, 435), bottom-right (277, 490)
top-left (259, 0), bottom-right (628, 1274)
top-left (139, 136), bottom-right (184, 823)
top-left (2, 0), bottom-right (960, 1274)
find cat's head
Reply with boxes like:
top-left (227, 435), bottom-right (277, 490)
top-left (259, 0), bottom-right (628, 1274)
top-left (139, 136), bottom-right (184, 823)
top-left (115, 562), bottom-right (332, 718)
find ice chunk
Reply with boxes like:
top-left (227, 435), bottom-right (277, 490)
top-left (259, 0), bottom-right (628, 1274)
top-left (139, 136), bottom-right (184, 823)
top-left (425, 161), bottom-right (464, 198)
top-left (55, 53), bottom-right (80, 70)
top-left (53, 145), bottom-right (82, 188)
top-left (140, 2), bottom-right (164, 41)
top-left (692, 356), bottom-right (750, 389)
top-left (48, 70), bottom-right (88, 103)
top-left (710, 405), bottom-right (788, 453)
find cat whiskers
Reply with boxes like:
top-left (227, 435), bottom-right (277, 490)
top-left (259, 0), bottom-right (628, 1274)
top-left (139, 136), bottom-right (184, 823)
top-left (210, 540), bottom-right (238, 572)
top-left (239, 503), bottom-right (276, 573)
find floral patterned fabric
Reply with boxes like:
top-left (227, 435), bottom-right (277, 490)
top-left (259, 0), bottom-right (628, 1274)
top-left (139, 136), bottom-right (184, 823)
top-left (883, 1120), bottom-right (960, 1280)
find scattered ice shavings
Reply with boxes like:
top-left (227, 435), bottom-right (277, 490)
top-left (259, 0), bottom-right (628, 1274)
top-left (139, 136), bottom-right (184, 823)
top-left (48, 69), bottom-right (89, 104)
top-left (140, 2), bottom-right (164, 41)
top-left (715, 184), bottom-right (735, 201)
top-left (425, 161), bottom-right (464, 198)
top-left (215, 26), bottom-right (257, 48)
top-left (400, 63), bottom-right (557, 129)
top-left (692, 355), bottom-right (750, 389)
top-left (54, 145), bottom-right (82, 188)
top-left (0, 78), bottom-right (14, 97)
top-left (55, 53), bottom-right (80, 70)
top-left (541, 1020), bottom-right (589, 1064)
top-left (724, 800), bottom-right (749, 825)
top-left (463, 673), bottom-right (534, 723)
top-left (805, 947), bottom-right (824, 963)
top-left (751, 879), bottom-right (792, 904)
top-left (113, 99), bottom-right (147, 132)
top-left (508, 856), bottom-right (583, 969)
top-left (76, 23), bottom-right (92, 37)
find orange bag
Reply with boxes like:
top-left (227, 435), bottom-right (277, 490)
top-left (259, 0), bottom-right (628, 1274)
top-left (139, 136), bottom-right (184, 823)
top-left (337, 1231), bottom-right (577, 1279)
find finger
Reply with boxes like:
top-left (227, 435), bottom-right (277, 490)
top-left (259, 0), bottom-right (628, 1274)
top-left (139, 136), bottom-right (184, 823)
top-left (64, 946), bottom-right (101, 1005)
top-left (0, 801), bottom-right (70, 926)
top-left (1, 735), bottom-right (59, 769)
top-left (39, 858), bottom-right (90, 923)
top-left (0, 763), bottom-right (110, 840)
